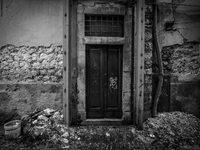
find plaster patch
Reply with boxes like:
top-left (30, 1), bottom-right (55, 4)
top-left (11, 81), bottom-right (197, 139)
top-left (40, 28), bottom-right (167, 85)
top-left (160, 31), bottom-right (184, 47)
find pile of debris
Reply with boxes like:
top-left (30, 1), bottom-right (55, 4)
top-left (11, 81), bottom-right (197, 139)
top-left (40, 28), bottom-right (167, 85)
top-left (21, 108), bottom-right (70, 147)
top-left (1, 110), bottom-right (200, 149)
top-left (144, 111), bottom-right (200, 148)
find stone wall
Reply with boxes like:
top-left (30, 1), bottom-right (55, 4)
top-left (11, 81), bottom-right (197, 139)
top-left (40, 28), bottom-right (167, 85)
top-left (162, 42), bottom-right (200, 75)
top-left (0, 45), bottom-right (63, 83)
top-left (0, 44), bottom-right (64, 124)
top-left (0, 0), bottom-right (64, 124)
top-left (156, 0), bottom-right (200, 118)
top-left (144, 4), bottom-right (153, 120)
top-left (144, 0), bottom-right (200, 119)
top-left (162, 42), bottom-right (200, 118)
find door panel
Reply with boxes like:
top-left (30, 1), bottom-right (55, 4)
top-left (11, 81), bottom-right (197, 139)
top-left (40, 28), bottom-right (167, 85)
top-left (86, 45), bottom-right (122, 119)
top-left (86, 48), bottom-right (104, 118)
top-left (105, 48), bottom-right (122, 118)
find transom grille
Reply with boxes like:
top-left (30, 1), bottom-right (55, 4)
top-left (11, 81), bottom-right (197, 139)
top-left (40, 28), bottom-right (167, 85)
top-left (85, 15), bottom-right (124, 37)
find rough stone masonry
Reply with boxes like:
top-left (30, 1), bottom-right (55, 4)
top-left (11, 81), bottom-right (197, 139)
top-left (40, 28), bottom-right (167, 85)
top-left (0, 45), bottom-right (63, 123)
top-left (0, 45), bottom-right (63, 83)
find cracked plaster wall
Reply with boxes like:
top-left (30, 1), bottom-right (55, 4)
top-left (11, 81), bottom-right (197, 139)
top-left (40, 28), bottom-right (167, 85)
top-left (157, 0), bottom-right (200, 47)
top-left (0, 0), bottom-right (64, 122)
top-left (155, 0), bottom-right (200, 118)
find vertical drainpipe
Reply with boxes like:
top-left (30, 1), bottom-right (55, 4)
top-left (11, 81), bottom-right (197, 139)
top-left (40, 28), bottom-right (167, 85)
top-left (63, 0), bottom-right (71, 125)
top-left (134, 0), bottom-right (145, 130)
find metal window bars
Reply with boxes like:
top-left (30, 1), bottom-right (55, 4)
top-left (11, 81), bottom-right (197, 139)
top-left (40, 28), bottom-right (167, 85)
top-left (85, 15), bottom-right (124, 37)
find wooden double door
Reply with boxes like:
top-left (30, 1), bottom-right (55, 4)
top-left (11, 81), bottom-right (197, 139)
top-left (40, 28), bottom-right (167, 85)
top-left (86, 45), bottom-right (122, 119)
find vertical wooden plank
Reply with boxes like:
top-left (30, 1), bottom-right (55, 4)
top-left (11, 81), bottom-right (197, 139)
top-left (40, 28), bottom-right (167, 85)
top-left (134, 0), bottom-right (145, 130)
top-left (63, 0), bottom-right (71, 125)
top-left (70, 0), bottom-right (77, 123)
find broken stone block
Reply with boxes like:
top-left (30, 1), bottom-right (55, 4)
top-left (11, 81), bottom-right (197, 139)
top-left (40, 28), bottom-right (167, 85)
top-left (37, 115), bottom-right (49, 122)
top-left (52, 111), bottom-right (62, 124)
top-left (43, 108), bottom-right (55, 116)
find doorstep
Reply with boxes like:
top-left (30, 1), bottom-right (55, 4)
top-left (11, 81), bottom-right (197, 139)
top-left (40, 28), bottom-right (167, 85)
top-left (82, 119), bottom-right (123, 126)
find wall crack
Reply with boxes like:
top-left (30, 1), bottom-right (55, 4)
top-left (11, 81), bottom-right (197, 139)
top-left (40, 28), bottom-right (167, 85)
top-left (11, 8), bottom-right (21, 18)
top-left (6, 0), bottom-right (14, 9)
top-left (176, 28), bottom-right (188, 42)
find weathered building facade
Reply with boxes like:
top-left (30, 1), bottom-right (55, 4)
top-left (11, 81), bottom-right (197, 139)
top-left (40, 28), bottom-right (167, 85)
top-left (0, 0), bottom-right (200, 125)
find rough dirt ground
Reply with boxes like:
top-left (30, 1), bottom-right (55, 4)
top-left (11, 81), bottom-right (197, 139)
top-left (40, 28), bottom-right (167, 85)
top-left (0, 112), bottom-right (200, 150)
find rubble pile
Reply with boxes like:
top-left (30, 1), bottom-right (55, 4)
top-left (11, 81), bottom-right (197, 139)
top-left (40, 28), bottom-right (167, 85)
top-left (1, 110), bottom-right (200, 149)
top-left (21, 108), bottom-right (70, 147)
top-left (144, 111), bottom-right (200, 148)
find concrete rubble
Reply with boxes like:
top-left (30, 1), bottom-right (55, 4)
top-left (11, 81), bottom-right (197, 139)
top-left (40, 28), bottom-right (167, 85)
top-left (21, 108), bottom-right (71, 147)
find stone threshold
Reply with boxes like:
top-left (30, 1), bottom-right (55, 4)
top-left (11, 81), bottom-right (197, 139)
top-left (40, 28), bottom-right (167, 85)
top-left (82, 119), bottom-right (123, 126)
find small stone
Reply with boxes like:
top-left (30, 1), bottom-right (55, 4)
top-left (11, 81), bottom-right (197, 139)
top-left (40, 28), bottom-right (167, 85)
top-left (32, 53), bottom-right (38, 61)
top-left (46, 46), bottom-right (54, 54)
top-left (47, 53), bottom-right (54, 62)
top-left (57, 54), bottom-right (63, 61)
top-left (37, 115), bottom-right (49, 122)
top-left (43, 76), bottom-right (50, 82)
top-left (48, 69), bottom-right (55, 75)
top-left (7, 58), bottom-right (13, 63)
top-left (43, 108), bottom-right (55, 115)
top-left (62, 132), bottom-right (69, 138)
top-left (51, 76), bottom-right (57, 82)
top-left (32, 62), bottom-right (41, 69)
top-left (31, 70), bottom-right (38, 76)
top-left (40, 69), bottom-right (46, 75)
top-left (19, 62), bottom-right (26, 67)
top-left (36, 75), bottom-right (43, 81)
top-left (29, 47), bottom-right (36, 54)
top-left (62, 146), bottom-right (69, 149)
top-left (106, 133), bottom-right (110, 136)
top-left (149, 133), bottom-right (155, 138)
top-left (50, 60), bottom-right (56, 68)
top-left (32, 120), bottom-right (38, 124)
top-left (42, 60), bottom-right (49, 69)
top-left (52, 111), bottom-right (62, 124)
top-left (62, 138), bottom-right (69, 144)
top-left (55, 47), bottom-right (62, 53)
top-left (23, 54), bottom-right (30, 60)
top-left (40, 53), bottom-right (48, 60)
top-left (58, 61), bottom-right (63, 67)
top-left (51, 134), bottom-right (57, 141)
top-left (131, 128), bottom-right (136, 134)
top-left (55, 70), bottom-right (62, 76)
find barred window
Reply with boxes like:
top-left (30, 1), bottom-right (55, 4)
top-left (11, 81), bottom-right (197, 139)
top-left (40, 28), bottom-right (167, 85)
top-left (85, 14), bottom-right (124, 37)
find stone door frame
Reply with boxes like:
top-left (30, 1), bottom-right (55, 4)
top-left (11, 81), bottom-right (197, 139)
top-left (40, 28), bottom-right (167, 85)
top-left (76, 1), bottom-right (133, 123)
